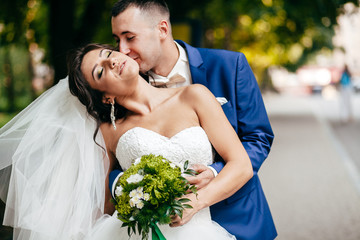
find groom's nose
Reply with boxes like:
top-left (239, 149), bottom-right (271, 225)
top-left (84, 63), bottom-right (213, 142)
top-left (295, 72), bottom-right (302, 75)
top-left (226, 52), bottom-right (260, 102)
top-left (119, 41), bottom-right (130, 55)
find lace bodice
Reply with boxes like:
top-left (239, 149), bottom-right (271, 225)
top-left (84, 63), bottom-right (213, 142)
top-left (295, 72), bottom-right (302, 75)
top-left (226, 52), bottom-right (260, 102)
top-left (116, 126), bottom-right (214, 171)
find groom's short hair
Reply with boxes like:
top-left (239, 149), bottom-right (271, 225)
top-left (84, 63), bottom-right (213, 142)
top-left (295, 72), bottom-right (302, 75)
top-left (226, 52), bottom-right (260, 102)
top-left (111, 0), bottom-right (170, 19)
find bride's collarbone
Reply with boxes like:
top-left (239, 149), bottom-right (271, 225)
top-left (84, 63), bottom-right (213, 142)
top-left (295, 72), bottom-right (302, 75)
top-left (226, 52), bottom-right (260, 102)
top-left (127, 100), bottom-right (196, 123)
top-left (118, 112), bottom-right (199, 140)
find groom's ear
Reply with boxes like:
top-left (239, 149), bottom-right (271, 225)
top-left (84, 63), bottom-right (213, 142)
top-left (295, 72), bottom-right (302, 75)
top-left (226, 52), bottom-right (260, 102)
top-left (158, 20), bottom-right (169, 40)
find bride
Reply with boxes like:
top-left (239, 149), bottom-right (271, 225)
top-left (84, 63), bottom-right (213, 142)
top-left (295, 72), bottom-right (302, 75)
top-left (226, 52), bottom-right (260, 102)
top-left (69, 43), bottom-right (252, 239)
top-left (0, 43), bottom-right (252, 239)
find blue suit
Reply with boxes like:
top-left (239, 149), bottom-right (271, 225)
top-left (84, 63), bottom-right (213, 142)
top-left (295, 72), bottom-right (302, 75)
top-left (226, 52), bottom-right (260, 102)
top-left (110, 40), bottom-right (277, 239)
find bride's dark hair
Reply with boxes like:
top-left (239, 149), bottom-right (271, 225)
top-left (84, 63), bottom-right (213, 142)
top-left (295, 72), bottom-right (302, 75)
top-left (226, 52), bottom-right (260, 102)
top-left (67, 43), bottom-right (127, 144)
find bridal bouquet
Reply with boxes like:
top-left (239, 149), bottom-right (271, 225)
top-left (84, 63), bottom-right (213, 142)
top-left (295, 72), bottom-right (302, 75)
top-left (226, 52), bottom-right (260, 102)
top-left (113, 154), bottom-right (198, 240)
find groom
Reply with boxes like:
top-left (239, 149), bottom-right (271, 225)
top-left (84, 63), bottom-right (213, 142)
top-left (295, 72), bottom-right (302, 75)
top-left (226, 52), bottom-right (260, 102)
top-left (109, 0), bottom-right (277, 239)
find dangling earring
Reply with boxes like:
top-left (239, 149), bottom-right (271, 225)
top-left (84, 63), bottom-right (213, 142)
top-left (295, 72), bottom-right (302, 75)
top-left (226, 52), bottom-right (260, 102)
top-left (110, 102), bottom-right (116, 130)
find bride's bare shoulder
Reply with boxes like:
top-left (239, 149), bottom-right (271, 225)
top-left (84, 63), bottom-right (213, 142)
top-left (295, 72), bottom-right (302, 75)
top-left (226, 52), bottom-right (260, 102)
top-left (180, 84), bottom-right (215, 103)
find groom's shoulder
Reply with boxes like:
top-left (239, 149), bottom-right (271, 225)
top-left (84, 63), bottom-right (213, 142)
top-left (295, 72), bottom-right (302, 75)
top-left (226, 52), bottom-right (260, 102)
top-left (196, 47), bottom-right (246, 66)
top-left (177, 40), bottom-right (242, 59)
top-left (197, 46), bottom-right (241, 58)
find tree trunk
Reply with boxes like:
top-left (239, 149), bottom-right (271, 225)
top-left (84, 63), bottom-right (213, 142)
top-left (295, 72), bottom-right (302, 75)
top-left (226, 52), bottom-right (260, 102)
top-left (3, 47), bottom-right (15, 112)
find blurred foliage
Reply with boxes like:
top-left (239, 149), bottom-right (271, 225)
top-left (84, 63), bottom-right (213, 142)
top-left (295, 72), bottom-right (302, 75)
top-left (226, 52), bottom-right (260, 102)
top-left (0, 112), bottom-right (17, 128)
top-left (0, 46), bottom-right (32, 112)
top-left (0, 0), bottom-right (359, 114)
top-left (185, 0), bottom-right (358, 88)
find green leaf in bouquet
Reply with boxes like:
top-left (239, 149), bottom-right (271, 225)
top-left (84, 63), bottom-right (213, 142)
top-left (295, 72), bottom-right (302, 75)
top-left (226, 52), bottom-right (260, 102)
top-left (172, 204), bottom-right (184, 211)
top-left (182, 204), bottom-right (193, 209)
top-left (184, 160), bottom-right (189, 170)
top-left (164, 205), bottom-right (172, 219)
top-left (190, 185), bottom-right (198, 195)
top-left (174, 208), bottom-right (183, 218)
top-left (177, 198), bottom-right (191, 203)
top-left (137, 224), bottom-right (142, 236)
top-left (122, 222), bottom-right (130, 227)
top-left (183, 169), bottom-right (198, 176)
top-left (171, 204), bottom-right (184, 218)
top-left (131, 225), bottom-right (136, 234)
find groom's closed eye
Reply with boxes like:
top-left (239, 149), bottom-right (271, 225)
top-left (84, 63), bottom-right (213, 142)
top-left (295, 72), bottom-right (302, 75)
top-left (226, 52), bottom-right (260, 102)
top-left (126, 36), bottom-right (135, 41)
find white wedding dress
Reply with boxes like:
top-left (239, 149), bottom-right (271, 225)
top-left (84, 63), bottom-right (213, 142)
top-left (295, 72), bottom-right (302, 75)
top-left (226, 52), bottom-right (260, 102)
top-left (87, 126), bottom-right (235, 240)
top-left (0, 78), bottom-right (109, 240)
top-left (0, 78), bottom-right (234, 239)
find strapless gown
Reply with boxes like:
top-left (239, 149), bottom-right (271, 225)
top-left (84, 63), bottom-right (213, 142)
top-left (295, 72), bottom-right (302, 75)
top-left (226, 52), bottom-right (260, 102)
top-left (86, 126), bottom-right (235, 240)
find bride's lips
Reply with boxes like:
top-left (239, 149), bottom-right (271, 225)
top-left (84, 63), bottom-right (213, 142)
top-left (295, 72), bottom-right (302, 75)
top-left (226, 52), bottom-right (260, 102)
top-left (119, 61), bottom-right (126, 75)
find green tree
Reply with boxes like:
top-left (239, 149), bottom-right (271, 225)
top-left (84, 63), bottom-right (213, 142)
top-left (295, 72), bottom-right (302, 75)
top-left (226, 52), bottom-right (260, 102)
top-left (183, 0), bottom-right (358, 88)
top-left (0, 0), bottom-right (34, 111)
top-left (1, 0), bottom-right (359, 97)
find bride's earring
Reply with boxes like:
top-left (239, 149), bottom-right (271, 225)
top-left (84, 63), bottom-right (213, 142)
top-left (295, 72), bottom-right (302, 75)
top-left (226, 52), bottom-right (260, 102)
top-left (110, 102), bottom-right (116, 130)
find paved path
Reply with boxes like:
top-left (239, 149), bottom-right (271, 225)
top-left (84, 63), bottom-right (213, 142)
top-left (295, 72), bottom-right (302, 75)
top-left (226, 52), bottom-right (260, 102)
top-left (260, 93), bottom-right (360, 240)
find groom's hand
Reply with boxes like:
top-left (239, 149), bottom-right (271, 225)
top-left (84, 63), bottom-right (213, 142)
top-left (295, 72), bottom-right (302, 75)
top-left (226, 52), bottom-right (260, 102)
top-left (185, 164), bottom-right (215, 190)
top-left (170, 192), bottom-right (201, 227)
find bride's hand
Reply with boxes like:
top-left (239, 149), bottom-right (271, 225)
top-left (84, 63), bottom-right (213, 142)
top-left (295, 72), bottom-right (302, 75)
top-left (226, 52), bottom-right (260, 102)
top-left (185, 164), bottom-right (215, 190)
top-left (169, 193), bottom-right (202, 227)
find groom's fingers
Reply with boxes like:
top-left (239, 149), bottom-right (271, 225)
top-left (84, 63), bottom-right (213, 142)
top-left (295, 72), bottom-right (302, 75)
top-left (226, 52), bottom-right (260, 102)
top-left (190, 164), bottom-right (208, 173)
top-left (185, 164), bottom-right (214, 189)
top-left (169, 215), bottom-right (182, 227)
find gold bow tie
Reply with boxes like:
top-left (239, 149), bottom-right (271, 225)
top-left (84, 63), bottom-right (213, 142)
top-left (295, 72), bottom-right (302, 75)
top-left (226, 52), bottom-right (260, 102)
top-left (149, 73), bottom-right (186, 88)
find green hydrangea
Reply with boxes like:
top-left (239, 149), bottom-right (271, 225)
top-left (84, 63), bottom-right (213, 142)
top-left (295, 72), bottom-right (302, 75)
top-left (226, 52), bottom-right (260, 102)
top-left (114, 154), bottom-right (197, 239)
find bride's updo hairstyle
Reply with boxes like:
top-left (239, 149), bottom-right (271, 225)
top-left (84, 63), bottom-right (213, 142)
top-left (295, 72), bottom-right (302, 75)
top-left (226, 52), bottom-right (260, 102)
top-left (67, 43), bottom-right (127, 141)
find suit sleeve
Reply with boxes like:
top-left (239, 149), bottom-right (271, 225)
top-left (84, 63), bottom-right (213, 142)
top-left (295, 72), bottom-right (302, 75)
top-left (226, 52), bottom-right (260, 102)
top-left (210, 53), bottom-right (274, 174)
top-left (109, 169), bottom-right (123, 199)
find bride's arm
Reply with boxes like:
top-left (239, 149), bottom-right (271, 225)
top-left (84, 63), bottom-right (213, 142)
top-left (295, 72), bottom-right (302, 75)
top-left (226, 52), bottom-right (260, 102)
top-left (171, 84), bottom-right (253, 227)
top-left (100, 124), bottom-right (119, 215)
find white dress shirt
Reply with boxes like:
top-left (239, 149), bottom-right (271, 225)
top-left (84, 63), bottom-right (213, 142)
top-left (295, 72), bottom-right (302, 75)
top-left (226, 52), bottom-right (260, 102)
top-left (148, 41), bottom-right (192, 88)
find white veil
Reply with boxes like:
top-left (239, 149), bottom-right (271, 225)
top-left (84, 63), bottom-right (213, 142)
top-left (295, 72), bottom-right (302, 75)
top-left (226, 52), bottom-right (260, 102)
top-left (0, 78), bottom-right (109, 239)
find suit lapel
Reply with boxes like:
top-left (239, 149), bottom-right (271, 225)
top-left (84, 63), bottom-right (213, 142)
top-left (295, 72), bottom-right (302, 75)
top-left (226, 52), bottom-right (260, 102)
top-left (176, 40), bottom-right (208, 88)
top-left (190, 65), bottom-right (208, 87)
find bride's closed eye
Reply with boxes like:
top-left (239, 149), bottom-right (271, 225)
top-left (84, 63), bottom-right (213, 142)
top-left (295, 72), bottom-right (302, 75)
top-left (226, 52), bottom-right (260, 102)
top-left (106, 50), bottom-right (113, 57)
top-left (97, 50), bottom-right (113, 79)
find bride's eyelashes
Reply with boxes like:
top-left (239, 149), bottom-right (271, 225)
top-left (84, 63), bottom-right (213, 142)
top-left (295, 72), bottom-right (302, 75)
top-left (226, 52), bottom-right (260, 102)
top-left (97, 68), bottom-right (104, 79)
top-left (97, 50), bottom-right (114, 79)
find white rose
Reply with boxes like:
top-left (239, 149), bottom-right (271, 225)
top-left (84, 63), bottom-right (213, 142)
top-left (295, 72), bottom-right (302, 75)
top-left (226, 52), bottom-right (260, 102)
top-left (115, 186), bottom-right (123, 197)
top-left (129, 198), bottom-right (136, 208)
top-left (131, 196), bottom-right (141, 207)
top-left (127, 174), bottom-right (144, 184)
top-left (143, 193), bottom-right (150, 201)
top-left (129, 189), bottom-right (137, 198)
top-left (134, 191), bottom-right (143, 199)
top-left (136, 186), bottom-right (144, 193)
top-left (136, 201), bottom-right (144, 209)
